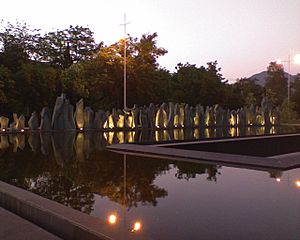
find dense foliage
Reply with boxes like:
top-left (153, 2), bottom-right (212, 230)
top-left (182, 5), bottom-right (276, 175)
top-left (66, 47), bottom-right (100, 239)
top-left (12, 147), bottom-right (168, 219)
top-left (0, 21), bottom-right (299, 122)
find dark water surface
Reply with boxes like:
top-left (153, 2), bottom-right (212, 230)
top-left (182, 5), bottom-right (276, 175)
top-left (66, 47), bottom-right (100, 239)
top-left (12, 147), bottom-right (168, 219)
top-left (1, 127), bottom-right (300, 239)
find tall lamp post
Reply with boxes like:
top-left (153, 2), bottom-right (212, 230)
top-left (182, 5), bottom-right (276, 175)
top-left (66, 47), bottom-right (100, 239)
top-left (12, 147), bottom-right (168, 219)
top-left (120, 14), bottom-right (130, 109)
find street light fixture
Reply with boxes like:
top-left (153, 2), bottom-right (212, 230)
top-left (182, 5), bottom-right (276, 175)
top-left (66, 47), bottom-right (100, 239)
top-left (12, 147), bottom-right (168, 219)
top-left (294, 54), bottom-right (300, 65)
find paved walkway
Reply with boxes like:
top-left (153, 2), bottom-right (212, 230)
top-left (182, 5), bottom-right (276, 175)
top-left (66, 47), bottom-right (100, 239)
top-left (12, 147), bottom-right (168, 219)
top-left (0, 207), bottom-right (61, 240)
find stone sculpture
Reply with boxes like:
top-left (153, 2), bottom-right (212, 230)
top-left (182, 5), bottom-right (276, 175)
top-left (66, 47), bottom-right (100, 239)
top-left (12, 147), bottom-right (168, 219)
top-left (167, 102), bottom-right (175, 128)
top-left (183, 104), bottom-right (191, 128)
top-left (117, 109), bottom-right (125, 128)
top-left (139, 107), bottom-right (149, 129)
top-left (155, 103), bottom-right (168, 129)
top-left (75, 99), bottom-right (84, 129)
top-left (28, 112), bottom-right (39, 130)
top-left (132, 104), bottom-right (140, 129)
top-left (40, 107), bottom-right (52, 131)
top-left (94, 110), bottom-right (106, 129)
top-left (1, 92), bottom-right (281, 133)
top-left (147, 103), bottom-right (156, 129)
top-left (0, 116), bottom-right (9, 130)
top-left (84, 107), bottom-right (94, 129)
top-left (215, 106), bottom-right (224, 127)
top-left (51, 94), bottom-right (65, 130)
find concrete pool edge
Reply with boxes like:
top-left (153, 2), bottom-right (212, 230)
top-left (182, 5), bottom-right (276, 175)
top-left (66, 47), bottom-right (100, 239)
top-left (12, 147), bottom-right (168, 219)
top-left (108, 135), bottom-right (300, 171)
top-left (0, 181), bottom-right (114, 240)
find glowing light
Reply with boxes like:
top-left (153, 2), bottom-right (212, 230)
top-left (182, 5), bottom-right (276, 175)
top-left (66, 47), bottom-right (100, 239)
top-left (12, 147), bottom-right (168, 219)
top-left (117, 115), bottom-right (125, 128)
top-left (131, 221), bottom-right (141, 232)
top-left (1, 128), bottom-right (5, 132)
top-left (108, 115), bottom-right (114, 129)
top-left (103, 120), bottom-right (108, 129)
top-left (294, 54), bottom-right (300, 65)
top-left (79, 127), bottom-right (83, 131)
top-left (295, 180), bottom-right (300, 188)
top-left (127, 116), bottom-right (133, 128)
top-left (276, 178), bottom-right (281, 182)
top-left (20, 129), bottom-right (25, 132)
top-left (108, 214), bottom-right (117, 224)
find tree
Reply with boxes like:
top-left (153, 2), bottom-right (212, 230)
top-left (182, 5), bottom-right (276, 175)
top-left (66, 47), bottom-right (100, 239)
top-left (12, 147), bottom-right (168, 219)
top-left (0, 65), bottom-right (14, 104)
top-left (0, 21), bottom-right (41, 72)
top-left (61, 63), bottom-right (89, 104)
top-left (14, 63), bottom-right (60, 115)
top-left (291, 74), bottom-right (300, 114)
top-left (0, 65), bottom-right (16, 115)
top-left (170, 61), bottom-right (226, 106)
top-left (233, 78), bottom-right (263, 107)
top-left (280, 99), bottom-right (298, 123)
top-left (265, 62), bottom-right (287, 105)
top-left (38, 25), bottom-right (101, 69)
top-left (127, 33), bottom-right (168, 106)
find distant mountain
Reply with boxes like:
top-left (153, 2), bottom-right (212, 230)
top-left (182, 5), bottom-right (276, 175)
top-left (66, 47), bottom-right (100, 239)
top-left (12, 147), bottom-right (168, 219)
top-left (249, 71), bottom-right (296, 86)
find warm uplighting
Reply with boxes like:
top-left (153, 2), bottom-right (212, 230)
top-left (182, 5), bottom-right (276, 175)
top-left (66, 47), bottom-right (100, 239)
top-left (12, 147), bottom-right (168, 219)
top-left (20, 129), bottom-right (25, 132)
top-left (131, 221), bottom-right (141, 232)
top-left (1, 128), bottom-right (5, 132)
top-left (79, 127), bottom-right (83, 131)
top-left (294, 54), bottom-right (300, 65)
top-left (108, 214), bottom-right (117, 225)
top-left (295, 180), bottom-right (300, 188)
top-left (276, 178), bottom-right (281, 182)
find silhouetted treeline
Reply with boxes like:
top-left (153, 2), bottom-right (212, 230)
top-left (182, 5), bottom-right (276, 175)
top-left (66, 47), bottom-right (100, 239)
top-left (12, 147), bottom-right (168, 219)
top-left (0, 21), bottom-right (300, 119)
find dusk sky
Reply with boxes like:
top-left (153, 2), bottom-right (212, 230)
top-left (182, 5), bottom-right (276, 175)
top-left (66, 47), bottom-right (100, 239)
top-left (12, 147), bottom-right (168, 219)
top-left (1, 0), bottom-right (300, 82)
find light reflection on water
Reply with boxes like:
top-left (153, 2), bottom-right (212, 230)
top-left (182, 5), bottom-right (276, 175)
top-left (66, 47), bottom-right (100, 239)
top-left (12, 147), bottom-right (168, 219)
top-left (0, 126), bottom-right (300, 239)
top-left (0, 125), bottom-right (298, 154)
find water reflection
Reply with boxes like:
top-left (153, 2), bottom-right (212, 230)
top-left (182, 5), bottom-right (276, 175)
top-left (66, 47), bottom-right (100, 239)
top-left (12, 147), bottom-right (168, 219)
top-left (1, 127), bottom-right (300, 239)
top-left (0, 130), bottom-right (226, 212)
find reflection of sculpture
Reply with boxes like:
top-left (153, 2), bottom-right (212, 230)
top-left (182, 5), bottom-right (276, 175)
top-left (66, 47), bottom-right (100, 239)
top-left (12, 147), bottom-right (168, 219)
top-left (9, 134), bottom-right (25, 152)
top-left (51, 133), bottom-right (75, 166)
top-left (40, 133), bottom-right (52, 155)
top-left (28, 133), bottom-right (40, 152)
top-left (0, 135), bottom-right (9, 150)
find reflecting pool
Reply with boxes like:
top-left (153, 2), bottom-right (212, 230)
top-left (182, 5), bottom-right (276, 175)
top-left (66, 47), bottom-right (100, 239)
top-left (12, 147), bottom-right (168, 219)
top-left (1, 127), bottom-right (300, 239)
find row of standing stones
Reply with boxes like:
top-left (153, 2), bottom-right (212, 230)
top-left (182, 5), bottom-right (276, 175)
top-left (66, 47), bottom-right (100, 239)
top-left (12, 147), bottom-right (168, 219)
top-left (0, 93), bottom-right (280, 133)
